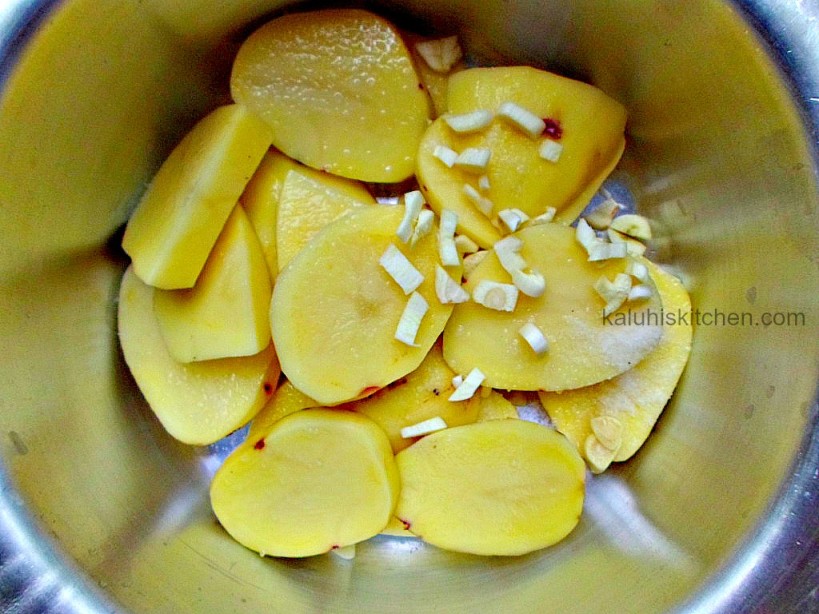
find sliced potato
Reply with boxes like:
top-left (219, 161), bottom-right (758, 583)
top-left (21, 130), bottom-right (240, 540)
top-left (231, 9), bottom-right (429, 183)
top-left (443, 224), bottom-right (663, 391)
top-left (118, 267), bottom-right (279, 445)
top-left (539, 262), bottom-right (693, 471)
top-left (122, 104), bottom-right (272, 289)
top-left (342, 343), bottom-right (479, 453)
top-left (405, 33), bottom-right (466, 118)
top-left (277, 168), bottom-right (375, 271)
top-left (473, 390), bottom-right (519, 421)
top-left (153, 206), bottom-right (271, 362)
top-left (270, 205), bottom-right (457, 405)
top-left (211, 409), bottom-right (399, 557)
top-left (395, 420), bottom-right (585, 556)
top-left (247, 380), bottom-right (318, 441)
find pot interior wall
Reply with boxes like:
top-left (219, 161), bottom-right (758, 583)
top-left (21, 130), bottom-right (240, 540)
top-left (0, 0), bottom-right (816, 612)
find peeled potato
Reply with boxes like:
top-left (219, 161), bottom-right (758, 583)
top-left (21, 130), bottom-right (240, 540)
top-left (211, 409), bottom-right (399, 557)
top-left (474, 390), bottom-right (519, 421)
top-left (231, 9), bottom-right (429, 183)
top-left (153, 206), bottom-right (271, 363)
top-left (122, 104), bottom-right (272, 289)
top-left (247, 380), bottom-right (318, 441)
top-left (277, 168), bottom-right (375, 271)
top-left (395, 420), bottom-right (585, 555)
top-left (117, 267), bottom-right (279, 445)
top-left (417, 67), bottom-right (626, 248)
top-left (270, 205), bottom-right (456, 405)
top-left (443, 224), bottom-right (663, 391)
top-left (342, 343), bottom-right (479, 453)
top-left (539, 262), bottom-right (693, 472)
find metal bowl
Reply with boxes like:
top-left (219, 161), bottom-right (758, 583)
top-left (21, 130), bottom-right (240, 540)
top-left (1, 1), bottom-right (817, 612)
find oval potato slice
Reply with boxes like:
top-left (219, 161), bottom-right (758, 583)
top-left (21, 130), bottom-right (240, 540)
top-left (395, 420), bottom-right (585, 556)
top-left (270, 205), bottom-right (457, 405)
top-left (231, 9), bottom-right (429, 183)
top-left (211, 409), bottom-right (399, 557)
top-left (539, 261), bottom-right (693, 471)
top-left (443, 224), bottom-right (663, 391)
top-left (117, 267), bottom-right (279, 445)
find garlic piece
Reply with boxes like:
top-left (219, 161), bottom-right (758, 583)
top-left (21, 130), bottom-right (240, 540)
top-left (595, 273), bottom-right (632, 317)
top-left (519, 322), bottom-right (549, 355)
top-left (625, 259), bottom-right (650, 283)
top-left (444, 110), bottom-right (494, 134)
top-left (410, 209), bottom-right (435, 246)
top-left (435, 265), bottom-right (470, 304)
top-left (396, 191), bottom-right (424, 243)
top-left (454, 148), bottom-right (492, 173)
top-left (498, 208), bottom-right (530, 232)
top-left (433, 145), bottom-right (458, 168)
top-left (584, 434), bottom-right (616, 474)
top-left (539, 140), bottom-right (563, 163)
top-left (380, 244), bottom-right (424, 294)
top-left (494, 236), bottom-right (545, 298)
top-left (454, 234), bottom-right (479, 255)
top-left (394, 291), bottom-right (429, 347)
top-left (472, 280), bottom-right (519, 311)
top-left (628, 284), bottom-right (653, 302)
top-left (400, 416), bottom-right (448, 438)
top-left (608, 228), bottom-right (647, 256)
top-left (527, 207), bottom-right (557, 226)
top-left (610, 214), bottom-right (653, 240)
top-left (462, 250), bottom-right (488, 280)
top-left (497, 101), bottom-right (545, 138)
top-left (462, 184), bottom-right (493, 217)
top-left (448, 368), bottom-right (486, 402)
top-left (438, 209), bottom-right (460, 266)
top-left (587, 241), bottom-right (628, 262)
top-left (414, 36), bottom-right (463, 73)
top-left (584, 198), bottom-right (623, 230)
top-left (590, 416), bottom-right (623, 452)
top-left (478, 175), bottom-right (491, 192)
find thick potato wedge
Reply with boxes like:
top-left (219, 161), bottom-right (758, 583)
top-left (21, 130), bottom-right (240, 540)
top-left (211, 409), bottom-right (399, 557)
top-left (231, 9), bottom-right (429, 183)
top-left (443, 224), bottom-right (663, 391)
top-left (270, 205), bottom-right (457, 405)
top-left (395, 420), bottom-right (585, 555)
top-left (122, 104), bottom-right (272, 289)
top-left (117, 267), bottom-right (279, 445)
top-left (277, 168), bottom-right (375, 271)
top-left (539, 262), bottom-right (693, 472)
top-left (153, 206), bottom-right (271, 362)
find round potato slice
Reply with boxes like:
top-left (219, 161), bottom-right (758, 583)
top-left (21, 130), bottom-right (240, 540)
top-left (270, 205), bottom-right (458, 405)
top-left (211, 409), bottom-right (399, 558)
top-left (443, 224), bottom-right (663, 391)
top-left (395, 420), bottom-right (585, 556)
top-left (231, 9), bottom-right (429, 183)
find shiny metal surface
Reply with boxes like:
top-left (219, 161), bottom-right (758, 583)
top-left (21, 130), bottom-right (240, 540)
top-left (0, 0), bottom-right (817, 612)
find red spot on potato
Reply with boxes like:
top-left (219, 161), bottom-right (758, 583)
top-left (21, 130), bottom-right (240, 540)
top-left (542, 118), bottom-right (563, 140)
top-left (399, 518), bottom-right (411, 531)
top-left (359, 386), bottom-right (381, 397)
top-left (263, 382), bottom-right (274, 395)
top-left (254, 438), bottom-right (266, 450)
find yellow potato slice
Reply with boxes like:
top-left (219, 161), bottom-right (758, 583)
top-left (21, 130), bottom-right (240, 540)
top-left (117, 267), bottom-right (279, 445)
top-left (247, 380), bottom-right (318, 441)
top-left (405, 33), bottom-right (466, 118)
top-left (474, 390), bottom-right (519, 421)
top-left (395, 420), bottom-right (585, 556)
top-left (270, 205), bottom-right (457, 406)
top-left (417, 67), bottom-right (626, 248)
top-left (342, 343), bottom-right (479, 453)
top-left (443, 224), bottom-right (663, 391)
top-left (153, 206), bottom-right (271, 363)
top-left (231, 9), bottom-right (429, 183)
top-left (539, 262), bottom-right (693, 472)
top-left (211, 409), bottom-right (399, 558)
top-left (122, 104), bottom-right (272, 289)
top-left (277, 168), bottom-right (375, 271)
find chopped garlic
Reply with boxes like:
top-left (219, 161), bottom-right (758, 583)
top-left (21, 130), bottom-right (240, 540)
top-left (400, 416), bottom-right (448, 438)
top-left (448, 368), bottom-right (486, 401)
top-left (498, 208), bottom-right (530, 232)
top-left (472, 280), bottom-right (519, 311)
top-left (451, 374), bottom-right (463, 388)
top-left (454, 148), bottom-right (491, 173)
top-left (584, 198), bottom-right (623, 230)
top-left (462, 184), bottom-right (493, 217)
top-left (478, 175), bottom-right (491, 192)
top-left (454, 234), bottom-right (479, 255)
top-left (497, 101), bottom-right (545, 138)
top-left (595, 273), bottom-right (632, 317)
top-left (494, 236), bottom-right (545, 298)
top-left (396, 191), bottom-right (424, 243)
top-left (625, 259), bottom-right (650, 283)
top-left (608, 228), bottom-right (647, 256)
top-left (587, 241), bottom-right (628, 262)
top-left (527, 207), bottom-right (557, 226)
top-left (433, 145), bottom-right (458, 168)
top-left (610, 214), bottom-right (652, 240)
top-left (462, 250), bottom-right (488, 279)
top-left (575, 218), bottom-right (598, 250)
top-left (438, 209), bottom-right (460, 266)
top-left (590, 416), bottom-right (624, 452)
top-left (539, 139), bottom-right (563, 163)
top-left (410, 209), bottom-right (435, 246)
top-left (414, 36), bottom-right (463, 73)
top-left (394, 291), bottom-right (429, 346)
top-left (519, 322), bottom-right (549, 355)
top-left (435, 265), bottom-right (470, 304)
top-left (628, 284), bottom-right (653, 302)
top-left (380, 244), bottom-right (424, 294)
top-left (584, 434), bottom-right (616, 474)
top-left (331, 544), bottom-right (356, 560)
top-left (444, 110), bottom-right (494, 133)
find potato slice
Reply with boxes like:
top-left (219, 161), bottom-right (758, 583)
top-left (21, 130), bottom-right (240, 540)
top-left (417, 67), bottom-right (626, 248)
top-left (539, 262), bottom-right (693, 471)
top-left (474, 390), bottom-right (519, 421)
top-left (342, 343), bottom-right (479, 453)
top-left (122, 104), bottom-right (272, 289)
top-left (153, 206), bottom-right (271, 363)
top-left (270, 205), bottom-right (456, 405)
top-left (395, 420), bottom-right (585, 556)
top-left (405, 33), bottom-right (466, 118)
top-left (117, 267), bottom-right (279, 445)
top-left (277, 168), bottom-right (375, 271)
top-left (247, 380), bottom-right (318, 441)
top-left (211, 409), bottom-right (399, 557)
top-left (443, 224), bottom-right (663, 391)
top-left (231, 9), bottom-right (429, 183)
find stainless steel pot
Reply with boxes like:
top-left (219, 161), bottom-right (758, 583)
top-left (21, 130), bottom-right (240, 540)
top-left (1, 1), bottom-right (817, 612)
